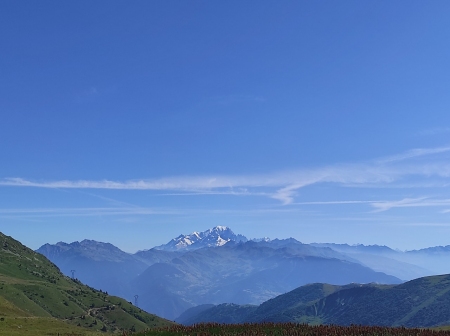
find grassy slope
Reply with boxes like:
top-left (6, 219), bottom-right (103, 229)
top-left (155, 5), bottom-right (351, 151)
top-left (0, 317), bottom-right (105, 336)
top-left (0, 232), bottom-right (175, 335)
top-left (291, 274), bottom-right (450, 327)
top-left (179, 276), bottom-right (450, 328)
top-left (248, 283), bottom-right (345, 323)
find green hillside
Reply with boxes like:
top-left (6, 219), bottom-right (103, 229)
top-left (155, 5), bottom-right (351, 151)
top-left (248, 283), bottom-right (348, 323)
top-left (181, 275), bottom-right (450, 328)
top-left (257, 274), bottom-right (450, 327)
top-left (0, 232), bottom-right (174, 335)
top-left (280, 274), bottom-right (448, 327)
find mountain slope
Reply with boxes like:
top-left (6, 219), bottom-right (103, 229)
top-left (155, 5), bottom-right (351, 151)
top-left (135, 240), bottom-right (400, 319)
top-left (37, 239), bottom-right (183, 301)
top-left (313, 274), bottom-right (450, 327)
top-left (181, 274), bottom-right (450, 328)
top-left (0, 231), bottom-right (174, 334)
top-left (36, 240), bottom-right (150, 300)
top-left (176, 283), bottom-right (341, 325)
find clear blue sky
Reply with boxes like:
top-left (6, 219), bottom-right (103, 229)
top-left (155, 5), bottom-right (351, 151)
top-left (2, 1), bottom-right (450, 252)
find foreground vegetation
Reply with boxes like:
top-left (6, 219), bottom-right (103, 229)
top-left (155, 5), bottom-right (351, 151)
top-left (135, 322), bottom-right (450, 336)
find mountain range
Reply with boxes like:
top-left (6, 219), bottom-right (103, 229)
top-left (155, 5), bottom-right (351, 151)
top-left (36, 226), bottom-right (413, 320)
top-left (4, 226), bottom-right (450, 329)
top-left (177, 274), bottom-right (450, 328)
top-left (133, 239), bottom-right (401, 319)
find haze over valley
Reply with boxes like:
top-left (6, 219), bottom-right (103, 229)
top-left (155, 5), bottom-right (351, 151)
top-left (37, 226), bottom-right (450, 320)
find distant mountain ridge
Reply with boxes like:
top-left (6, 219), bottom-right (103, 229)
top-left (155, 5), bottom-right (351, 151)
top-left (408, 245), bottom-right (450, 254)
top-left (38, 239), bottom-right (135, 262)
top-left (311, 243), bottom-right (398, 255)
top-left (310, 243), bottom-right (431, 280)
top-left (311, 242), bottom-right (449, 277)
top-left (36, 226), bottom-right (450, 320)
top-left (152, 226), bottom-right (248, 251)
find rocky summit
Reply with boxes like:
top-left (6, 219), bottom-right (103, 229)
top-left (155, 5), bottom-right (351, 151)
top-left (152, 226), bottom-right (248, 251)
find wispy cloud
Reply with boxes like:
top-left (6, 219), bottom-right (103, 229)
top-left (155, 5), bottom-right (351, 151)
top-left (0, 206), bottom-right (304, 220)
top-left (0, 207), bottom-right (179, 217)
top-left (397, 222), bottom-right (450, 227)
top-left (291, 197), bottom-right (450, 215)
top-left (375, 146), bottom-right (450, 164)
top-left (3, 145), bottom-right (450, 206)
top-left (0, 176), bottom-right (273, 190)
top-left (294, 200), bottom-right (378, 205)
top-left (370, 197), bottom-right (450, 212)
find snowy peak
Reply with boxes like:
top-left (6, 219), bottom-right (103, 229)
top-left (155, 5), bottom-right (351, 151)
top-left (154, 226), bottom-right (248, 251)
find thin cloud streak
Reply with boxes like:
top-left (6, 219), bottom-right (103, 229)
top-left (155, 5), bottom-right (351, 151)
top-left (398, 222), bottom-right (450, 227)
top-left (376, 146), bottom-right (450, 164)
top-left (294, 200), bottom-right (379, 205)
top-left (371, 197), bottom-right (450, 212)
top-left (0, 207), bottom-right (180, 217)
top-left (0, 206), bottom-right (304, 220)
top-left (3, 145), bottom-right (450, 205)
top-left (293, 197), bottom-right (450, 214)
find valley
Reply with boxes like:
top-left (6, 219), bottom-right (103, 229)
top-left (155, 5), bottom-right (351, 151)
top-left (36, 226), bottom-right (450, 325)
top-left (2, 226), bottom-right (450, 334)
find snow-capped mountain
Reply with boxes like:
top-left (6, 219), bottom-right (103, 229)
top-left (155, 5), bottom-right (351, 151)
top-left (153, 226), bottom-right (248, 251)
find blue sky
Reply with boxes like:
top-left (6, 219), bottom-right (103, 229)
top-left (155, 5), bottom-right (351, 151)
top-left (2, 1), bottom-right (450, 252)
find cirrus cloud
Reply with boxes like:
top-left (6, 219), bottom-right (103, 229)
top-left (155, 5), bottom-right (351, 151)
top-left (2, 146), bottom-right (450, 205)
